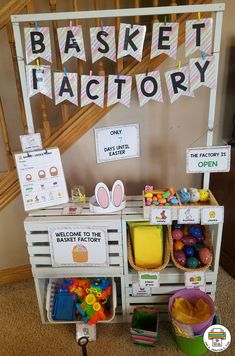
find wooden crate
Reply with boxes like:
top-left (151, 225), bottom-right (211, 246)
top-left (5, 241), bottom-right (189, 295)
top-left (24, 203), bottom-right (123, 278)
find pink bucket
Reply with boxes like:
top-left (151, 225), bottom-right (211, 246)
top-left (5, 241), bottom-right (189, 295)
top-left (169, 289), bottom-right (214, 335)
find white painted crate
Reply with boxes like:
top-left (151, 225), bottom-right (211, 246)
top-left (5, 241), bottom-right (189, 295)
top-left (24, 203), bottom-right (123, 278)
top-left (46, 277), bottom-right (117, 324)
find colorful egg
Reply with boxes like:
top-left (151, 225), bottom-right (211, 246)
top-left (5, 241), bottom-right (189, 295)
top-left (157, 194), bottom-right (162, 200)
top-left (152, 196), bottom-right (158, 202)
top-left (146, 201), bottom-right (151, 206)
top-left (174, 251), bottom-right (186, 266)
top-left (178, 188), bottom-right (191, 204)
top-left (196, 235), bottom-right (205, 243)
top-left (184, 246), bottom-right (195, 257)
top-left (172, 229), bottom-right (183, 240)
top-left (189, 226), bottom-right (203, 238)
top-left (199, 189), bottom-right (210, 202)
top-left (159, 198), bottom-right (167, 204)
top-left (146, 197), bottom-right (153, 203)
top-left (152, 201), bottom-right (159, 205)
top-left (174, 241), bottom-right (184, 251)
top-left (187, 257), bottom-right (199, 269)
top-left (145, 192), bottom-right (153, 198)
top-left (169, 187), bottom-right (176, 195)
top-left (181, 236), bottom-right (197, 246)
top-left (194, 243), bottom-right (205, 254)
top-left (170, 197), bottom-right (179, 205)
top-left (162, 191), bottom-right (170, 199)
top-left (189, 188), bottom-right (200, 203)
top-left (199, 247), bottom-right (212, 265)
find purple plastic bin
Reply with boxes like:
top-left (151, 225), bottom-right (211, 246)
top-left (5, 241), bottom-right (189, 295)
top-left (169, 288), bottom-right (214, 335)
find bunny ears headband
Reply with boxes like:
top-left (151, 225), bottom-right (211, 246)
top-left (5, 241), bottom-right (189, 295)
top-left (89, 180), bottom-right (126, 213)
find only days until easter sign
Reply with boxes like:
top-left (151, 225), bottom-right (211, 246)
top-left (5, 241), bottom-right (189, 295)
top-left (186, 146), bottom-right (231, 173)
top-left (95, 123), bottom-right (140, 163)
top-left (48, 226), bottom-right (108, 267)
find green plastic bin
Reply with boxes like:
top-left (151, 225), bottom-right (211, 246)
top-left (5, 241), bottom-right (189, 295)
top-left (174, 333), bottom-right (208, 356)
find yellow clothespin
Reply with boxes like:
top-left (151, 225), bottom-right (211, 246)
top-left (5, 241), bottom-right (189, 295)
top-left (178, 60), bottom-right (181, 71)
top-left (198, 12), bottom-right (201, 21)
top-left (36, 59), bottom-right (40, 68)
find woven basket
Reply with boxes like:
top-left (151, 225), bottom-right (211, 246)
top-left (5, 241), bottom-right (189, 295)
top-left (128, 226), bottom-right (171, 272)
top-left (169, 225), bottom-right (213, 272)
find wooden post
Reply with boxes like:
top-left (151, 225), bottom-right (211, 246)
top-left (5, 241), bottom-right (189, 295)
top-left (134, 0), bottom-right (140, 24)
top-left (27, 0), bottom-right (51, 137)
top-left (152, 0), bottom-right (159, 24)
top-left (115, 0), bottom-right (123, 73)
top-left (94, 0), bottom-right (105, 76)
top-left (0, 98), bottom-right (14, 171)
top-left (49, 0), bottom-right (69, 123)
top-left (170, 1), bottom-right (178, 22)
top-left (6, 23), bottom-right (28, 134)
top-left (72, 0), bottom-right (84, 76)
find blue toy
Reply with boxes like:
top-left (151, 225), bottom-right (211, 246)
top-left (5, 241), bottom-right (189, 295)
top-left (184, 246), bottom-right (195, 257)
top-left (178, 188), bottom-right (191, 204)
top-left (52, 292), bottom-right (77, 321)
top-left (189, 225), bottom-right (203, 238)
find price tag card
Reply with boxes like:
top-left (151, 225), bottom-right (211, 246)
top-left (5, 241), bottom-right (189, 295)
top-left (201, 206), bottom-right (224, 224)
top-left (20, 133), bottom-right (43, 152)
top-left (139, 272), bottom-right (160, 288)
top-left (132, 282), bottom-right (151, 297)
top-left (150, 206), bottom-right (171, 225)
top-left (185, 271), bottom-right (206, 292)
top-left (178, 206), bottom-right (200, 224)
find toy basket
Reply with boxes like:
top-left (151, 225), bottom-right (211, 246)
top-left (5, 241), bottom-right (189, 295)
top-left (169, 225), bottom-right (213, 272)
top-left (128, 226), bottom-right (171, 272)
top-left (46, 277), bottom-right (116, 324)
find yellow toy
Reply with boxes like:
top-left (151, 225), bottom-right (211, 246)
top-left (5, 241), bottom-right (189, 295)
top-left (199, 189), bottom-right (210, 202)
top-left (131, 225), bottom-right (163, 268)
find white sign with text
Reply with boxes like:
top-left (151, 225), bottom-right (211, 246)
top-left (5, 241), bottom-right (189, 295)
top-left (178, 206), bottom-right (201, 224)
top-left (95, 123), bottom-right (140, 163)
top-left (185, 271), bottom-right (206, 292)
top-left (150, 206), bottom-right (172, 225)
top-left (48, 226), bottom-right (108, 267)
top-left (132, 282), bottom-right (151, 297)
top-left (186, 146), bottom-right (231, 173)
top-left (201, 206), bottom-right (224, 225)
top-left (139, 272), bottom-right (160, 288)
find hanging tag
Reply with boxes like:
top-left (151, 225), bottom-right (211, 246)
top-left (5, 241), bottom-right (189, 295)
top-left (132, 282), bottom-right (151, 297)
top-left (139, 272), bottom-right (160, 288)
top-left (20, 133), bottom-right (43, 152)
top-left (185, 271), bottom-right (206, 292)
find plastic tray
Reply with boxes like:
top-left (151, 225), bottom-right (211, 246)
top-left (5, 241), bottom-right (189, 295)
top-left (46, 277), bottom-right (117, 324)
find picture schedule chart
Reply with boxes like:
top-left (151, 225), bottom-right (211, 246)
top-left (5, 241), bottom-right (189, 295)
top-left (15, 148), bottom-right (68, 211)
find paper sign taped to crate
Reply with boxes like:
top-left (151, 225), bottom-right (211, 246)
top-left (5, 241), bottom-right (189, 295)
top-left (185, 271), bottom-right (206, 292)
top-left (62, 206), bottom-right (82, 215)
top-left (20, 133), bottom-right (43, 152)
top-left (48, 226), bottom-right (108, 267)
top-left (186, 146), bottom-right (231, 173)
top-left (150, 206), bottom-right (172, 225)
top-left (178, 206), bottom-right (201, 224)
top-left (139, 272), bottom-right (160, 288)
top-left (201, 206), bottom-right (224, 225)
top-left (95, 123), bottom-right (140, 163)
top-left (132, 282), bottom-right (151, 297)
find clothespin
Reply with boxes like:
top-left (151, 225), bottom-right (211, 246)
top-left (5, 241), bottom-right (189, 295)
top-left (178, 60), bottom-right (181, 71)
top-left (35, 21), bottom-right (39, 30)
top-left (164, 16), bottom-right (167, 26)
top-left (201, 50), bottom-right (206, 60)
top-left (64, 67), bottom-right (67, 77)
top-left (69, 20), bottom-right (73, 28)
top-left (198, 12), bottom-right (201, 21)
top-left (89, 70), bottom-right (92, 78)
top-left (36, 59), bottom-right (40, 68)
top-left (101, 20), bottom-right (104, 31)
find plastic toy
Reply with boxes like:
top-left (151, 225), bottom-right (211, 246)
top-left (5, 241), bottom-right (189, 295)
top-left (76, 293), bottom-right (106, 325)
top-left (189, 225), bottom-right (203, 238)
top-left (199, 189), bottom-right (210, 202)
top-left (144, 187), bottom-right (179, 207)
top-left (89, 180), bottom-right (125, 213)
top-left (189, 188), bottom-right (200, 203)
top-left (181, 236), bottom-right (197, 246)
top-left (52, 292), bottom-right (77, 321)
top-left (174, 241), bottom-right (184, 251)
top-left (184, 246), bottom-right (195, 257)
top-left (172, 229), bottom-right (183, 241)
top-left (199, 248), bottom-right (212, 265)
top-left (173, 250), bottom-right (186, 266)
top-left (177, 188), bottom-right (191, 204)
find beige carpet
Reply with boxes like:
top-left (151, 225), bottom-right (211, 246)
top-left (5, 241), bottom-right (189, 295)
top-left (0, 268), bottom-right (234, 356)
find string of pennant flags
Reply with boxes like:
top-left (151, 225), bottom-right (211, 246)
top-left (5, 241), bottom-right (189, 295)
top-left (24, 17), bottom-right (216, 106)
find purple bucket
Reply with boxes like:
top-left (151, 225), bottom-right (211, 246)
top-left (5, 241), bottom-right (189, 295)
top-left (169, 289), bottom-right (214, 335)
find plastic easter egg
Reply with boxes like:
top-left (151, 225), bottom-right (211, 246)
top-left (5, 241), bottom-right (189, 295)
top-left (196, 235), bottom-right (205, 243)
top-left (183, 226), bottom-right (189, 236)
top-left (170, 197), bottom-right (179, 205)
top-left (189, 226), bottom-right (203, 238)
top-left (189, 188), bottom-right (200, 203)
top-left (146, 201), bottom-right (151, 206)
top-left (172, 229), bottom-right (183, 240)
top-left (165, 203), bottom-right (170, 206)
top-left (178, 188), bottom-right (191, 204)
top-left (152, 201), bottom-right (159, 205)
top-left (167, 194), bottom-right (174, 202)
top-left (199, 189), bottom-right (210, 202)
top-left (152, 196), bottom-right (158, 202)
top-left (157, 194), bottom-right (162, 200)
top-left (145, 192), bottom-right (153, 198)
top-left (162, 191), bottom-right (170, 199)
top-left (187, 257), bottom-right (199, 269)
top-left (181, 236), bottom-right (197, 246)
top-left (184, 246), bottom-right (195, 257)
top-left (199, 247), bottom-right (212, 265)
top-left (172, 223), bottom-right (184, 230)
top-left (194, 243), bottom-right (205, 254)
top-left (159, 198), bottom-right (167, 204)
top-left (146, 197), bottom-right (153, 203)
top-left (174, 251), bottom-right (186, 266)
top-left (174, 240), bottom-right (184, 251)
top-left (169, 187), bottom-right (176, 195)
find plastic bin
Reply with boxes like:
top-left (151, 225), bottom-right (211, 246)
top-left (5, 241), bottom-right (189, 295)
top-left (46, 277), bottom-right (116, 324)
